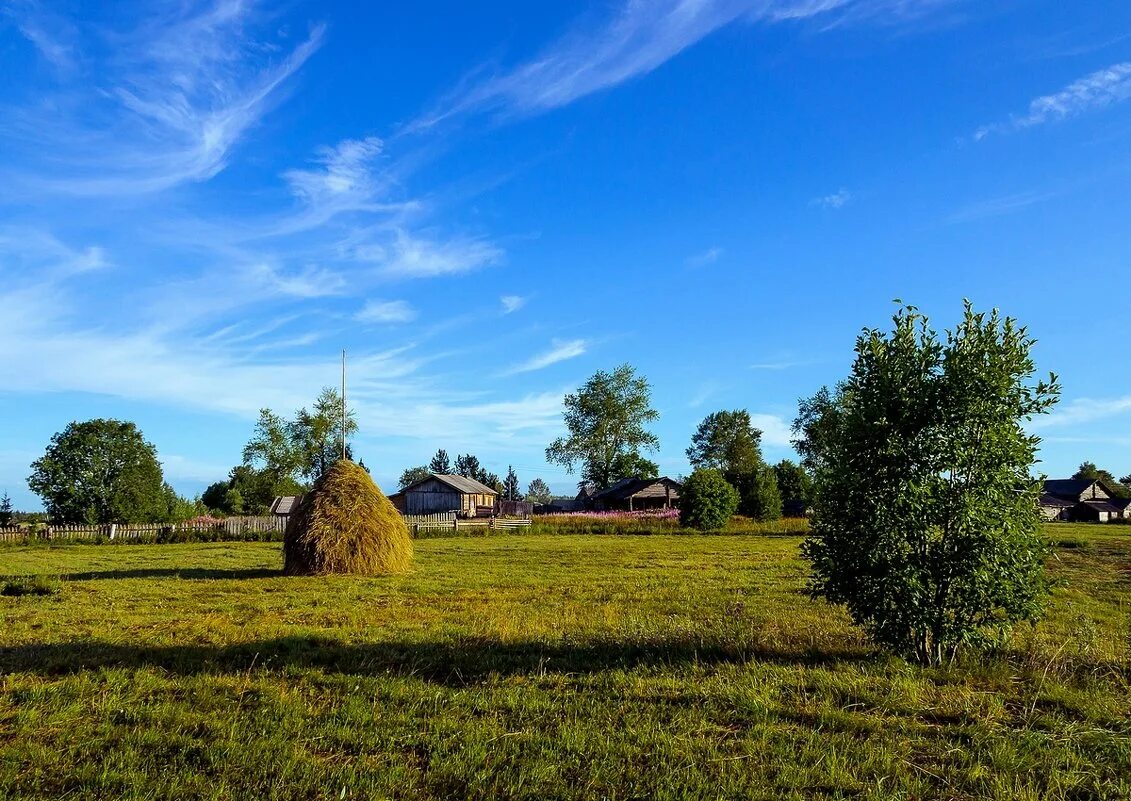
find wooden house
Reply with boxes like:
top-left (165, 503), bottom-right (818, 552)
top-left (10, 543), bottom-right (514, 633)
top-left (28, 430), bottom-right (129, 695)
top-left (1040, 479), bottom-right (1131, 523)
top-left (590, 477), bottom-right (682, 512)
top-left (389, 474), bottom-right (498, 516)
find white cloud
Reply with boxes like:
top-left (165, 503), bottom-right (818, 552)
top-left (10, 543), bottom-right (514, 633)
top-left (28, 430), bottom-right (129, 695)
top-left (749, 360), bottom-right (804, 370)
top-left (248, 262), bottom-right (345, 298)
top-left (946, 191), bottom-right (1055, 223)
top-left (811, 188), bottom-right (852, 209)
top-left (8, 4), bottom-right (325, 196)
top-left (356, 299), bottom-right (418, 325)
top-left (1030, 395), bottom-right (1131, 429)
top-left (975, 61), bottom-right (1131, 140)
top-left (505, 339), bottom-right (588, 375)
top-left (686, 246), bottom-right (723, 268)
top-left (750, 413), bottom-right (794, 448)
top-left (380, 229), bottom-right (503, 279)
top-left (413, 0), bottom-right (953, 127)
top-left (501, 295), bottom-right (527, 314)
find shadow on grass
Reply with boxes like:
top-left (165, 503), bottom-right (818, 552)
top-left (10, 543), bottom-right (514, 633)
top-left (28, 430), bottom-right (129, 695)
top-left (0, 633), bottom-right (876, 685)
top-left (57, 568), bottom-right (282, 581)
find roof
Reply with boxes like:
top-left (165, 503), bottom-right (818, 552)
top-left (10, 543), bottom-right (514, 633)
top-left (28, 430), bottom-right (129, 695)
top-left (401, 473), bottom-right (498, 496)
top-left (269, 495), bottom-right (303, 515)
top-left (593, 476), bottom-right (681, 501)
top-left (1041, 479), bottom-right (1096, 499)
top-left (1038, 493), bottom-right (1075, 508)
top-left (1079, 499), bottom-right (1123, 515)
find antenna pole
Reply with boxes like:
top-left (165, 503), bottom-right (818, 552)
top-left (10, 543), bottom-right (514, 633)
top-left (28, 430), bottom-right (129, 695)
top-left (341, 349), bottom-right (347, 461)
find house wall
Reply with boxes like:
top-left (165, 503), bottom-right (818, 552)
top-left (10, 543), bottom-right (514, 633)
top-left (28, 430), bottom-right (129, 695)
top-left (401, 479), bottom-right (497, 515)
top-left (1083, 483), bottom-right (1110, 501)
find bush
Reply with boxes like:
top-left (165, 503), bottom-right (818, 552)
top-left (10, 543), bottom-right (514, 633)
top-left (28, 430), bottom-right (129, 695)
top-left (679, 469), bottom-right (739, 531)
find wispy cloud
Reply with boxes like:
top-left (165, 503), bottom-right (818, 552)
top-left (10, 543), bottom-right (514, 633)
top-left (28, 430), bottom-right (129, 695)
top-left (413, 0), bottom-right (956, 128)
top-left (975, 61), bottom-right (1131, 140)
top-left (6, 3), bottom-right (325, 196)
top-left (500, 295), bottom-right (527, 314)
top-left (749, 360), bottom-right (805, 370)
top-left (686, 246), bottom-right (723, 268)
top-left (505, 339), bottom-right (588, 375)
top-left (356, 299), bottom-right (418, 325)
top-left (379, 229), bottom-right (503, 279)
top-left (946, 190), bottom-right (1055, 223)
top-left (811, 188), bottom-right (852, 209)
top-left (1030, 395), bottom-right (1131, 429)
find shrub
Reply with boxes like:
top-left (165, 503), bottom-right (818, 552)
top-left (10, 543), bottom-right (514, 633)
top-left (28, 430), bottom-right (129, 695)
top-left (679, 469), bottom-right (739, 531)
top-left (284, 460), bottom-right (412, 576)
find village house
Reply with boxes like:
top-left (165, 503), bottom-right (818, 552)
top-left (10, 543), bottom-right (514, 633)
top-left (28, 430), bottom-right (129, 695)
top-left (388, 474), bottom-right (498, 517)
top-left (1039, 479), bottom-right (1131, 523)
top-left (588, 476), bottom-right (682, 512)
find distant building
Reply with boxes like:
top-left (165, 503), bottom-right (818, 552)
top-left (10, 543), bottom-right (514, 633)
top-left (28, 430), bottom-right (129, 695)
top-left (269, 495), bottom-right (303, 517)
top-left (1040, 479), bottom-right (1131, 523)
top-left (389, 474), bottom-right (498, 516)
top-left (589, 477), bottom-right (682, 512)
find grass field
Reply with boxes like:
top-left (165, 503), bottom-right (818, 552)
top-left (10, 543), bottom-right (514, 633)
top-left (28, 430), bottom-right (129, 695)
top-left (0, 525), bottom-right (1128, 800)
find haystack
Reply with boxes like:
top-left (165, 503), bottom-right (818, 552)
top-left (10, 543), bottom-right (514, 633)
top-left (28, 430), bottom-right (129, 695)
top-left (284, 460), bottom-right (412, 575)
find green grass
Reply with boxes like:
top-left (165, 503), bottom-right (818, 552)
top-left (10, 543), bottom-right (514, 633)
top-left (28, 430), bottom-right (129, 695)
top-left (0, 525), bottom-right (1128, 800)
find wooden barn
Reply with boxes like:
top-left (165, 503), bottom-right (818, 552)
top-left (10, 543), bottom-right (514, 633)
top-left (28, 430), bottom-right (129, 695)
top-left (590, 477), bottom-right (682, 512)
top-left (1040, 478), bottom-right (1131, 522)
top-left (389, 474), bottom-right (498, 516)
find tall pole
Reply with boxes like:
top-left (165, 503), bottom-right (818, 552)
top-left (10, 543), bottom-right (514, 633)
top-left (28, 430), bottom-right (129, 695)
top-left (341, 349), bottom-right (347, 461)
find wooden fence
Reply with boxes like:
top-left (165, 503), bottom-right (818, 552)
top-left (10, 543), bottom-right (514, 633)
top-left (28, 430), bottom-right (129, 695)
top-left (403, 513), bottom-right (531, 537)
top-left (0, 516), bottom-right (285, 543)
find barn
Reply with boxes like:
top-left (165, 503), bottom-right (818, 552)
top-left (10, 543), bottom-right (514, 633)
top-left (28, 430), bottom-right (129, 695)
top-left (590, 477), bottom-right (682, 512)
top-left (389, 474), bottom-right (498, 516)
top-left (1040, 478), bottom-right (1131, 522)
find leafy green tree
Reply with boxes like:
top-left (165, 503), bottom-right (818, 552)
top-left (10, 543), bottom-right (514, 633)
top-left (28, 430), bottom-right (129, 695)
top-left (28, 419), bottom-right (169, 523)
top-left (399, 466), bottom-right (431, 489)
top-left (796, 303), bottom-right (1060, 664)
top-left (223, 487), bottom-right (246, 515)
top-left (608, 452), bottom-right (659, 481)
top-left (161, 485), bottom-right (207, 523)
top-left (0, 492), bottom-right (12, 526)
top-left (290, 387), bottom-right (358, 481)
top-left (221, 464), bottom-right (302, 515)
top-left (679, 469), bottom-right (739, 531)
top-left (201, 481), bottom-right (229, 512)
top-left (687, 410), bottom-right (778, 519)
top-left (773, 459), bottom-right (812, 508)
top-left (503, 466), bottom-right (521, 501)
top-left (429, 449), bottom-right (452, 474)
top-left (243, 409), bottom-right (302, 485)
top-left (546, 365), bottom-right (660, 490)
top-left (526, 478), bottom-right (552, 504)
top-left (1072, 462), bottom-right (1130, 498)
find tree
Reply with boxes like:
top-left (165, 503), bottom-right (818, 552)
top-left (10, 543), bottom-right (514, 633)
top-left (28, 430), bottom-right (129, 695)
top-left (773, 459), bottom-right (812, 508)
top-left (546, 365), bottom-right (660, 490)
top-left (679, 469), bottom-right (739, 531)
top-left (429, 449), bottom-right (452, 474)
top-left (687, 410), bottom-right (778, 519)
top-left (455, 453), bottom-right (482, 479)
top-left (243, 409), bottom-right (302, 484)
top-left (28, 419), bottom-right (169, 523)
top-left (0, 493), bottom-right (12, 526)
top-left (526, 478), bottom-right (552, 505)
top-left (399, 466), bottom-right (431, 489)
top-left (503, 466), bottom-right (521, 501)
top-left (201, 481), bottom-right (229, 512)
top-left (290, 387), bottom-right (358, 482)
top-left (609, 452), bottom-right (659, 481)
top-left (1072, 462), bottom-right (1130, 498)
top-left (796, 303), bottom-right (1059, 664)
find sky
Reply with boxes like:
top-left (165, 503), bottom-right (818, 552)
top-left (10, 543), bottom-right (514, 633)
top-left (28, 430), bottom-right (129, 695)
top-left (2, 0), bottom-right (1130, 509)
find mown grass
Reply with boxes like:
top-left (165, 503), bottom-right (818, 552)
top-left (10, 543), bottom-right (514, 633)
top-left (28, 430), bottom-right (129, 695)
top-left (0, 525), bottom-right (1128, 800)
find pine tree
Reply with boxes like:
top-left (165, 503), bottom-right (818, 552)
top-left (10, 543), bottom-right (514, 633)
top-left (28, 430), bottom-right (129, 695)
top-left (503, 466), bottom-right (521, 501)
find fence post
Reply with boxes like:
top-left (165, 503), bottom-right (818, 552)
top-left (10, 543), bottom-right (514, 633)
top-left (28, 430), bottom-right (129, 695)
top-left (109, 523), bottom-right (116, 540)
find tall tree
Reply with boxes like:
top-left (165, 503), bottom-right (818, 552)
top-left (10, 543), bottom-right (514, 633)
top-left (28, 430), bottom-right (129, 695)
top-left (0, 492), bottom-right (12, 526)
top-left (1072, 462), bottom-right (1130, 498)
top-left (545, 364), bottom-right (660, 490)
top-left (773, 459), bottom-right (812, 507)
top-left (503, 466), bottom-right (521, 501)
top-left (242, 409), bottom-right (302, 484)
top-left (28, 419), bottom-right (169, 523)
top-left (797, 303), bottom-right (1060, 664)
top-left (526, 478), bottom-right (552, 504)
top-left (399, 466), bottom-right (431, 489)
top-left (429, 449), bottom-right (452, 474)
top-left (687, 410), bottom-right (779, 520)
top-left (455, 454), bottom-right (482, 480)
top-left (291, 387), bottom-right (358, 481)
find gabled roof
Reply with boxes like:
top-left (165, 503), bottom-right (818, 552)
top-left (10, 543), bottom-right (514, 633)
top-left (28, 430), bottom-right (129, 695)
top-left (1042, 479), bottom-right (1098, 500)
top-left (1038, 493), bottom-right (1075, 508)
top-left (1079, 499), bottom-right (1123, 515)
top-left (593, 476), bottom-right (681, 501)
top-left (401, 473), bottom-right (498, 496)
top-left (270, 495), bottom-right (303, 515)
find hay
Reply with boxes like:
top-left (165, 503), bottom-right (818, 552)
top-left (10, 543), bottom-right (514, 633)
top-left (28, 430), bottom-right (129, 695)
top-left (284, 460), bottom-right (412, 576)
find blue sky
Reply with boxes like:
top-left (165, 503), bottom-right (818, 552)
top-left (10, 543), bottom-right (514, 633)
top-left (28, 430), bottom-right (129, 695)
top-left (2, 0), bottom-right (1130, 509)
